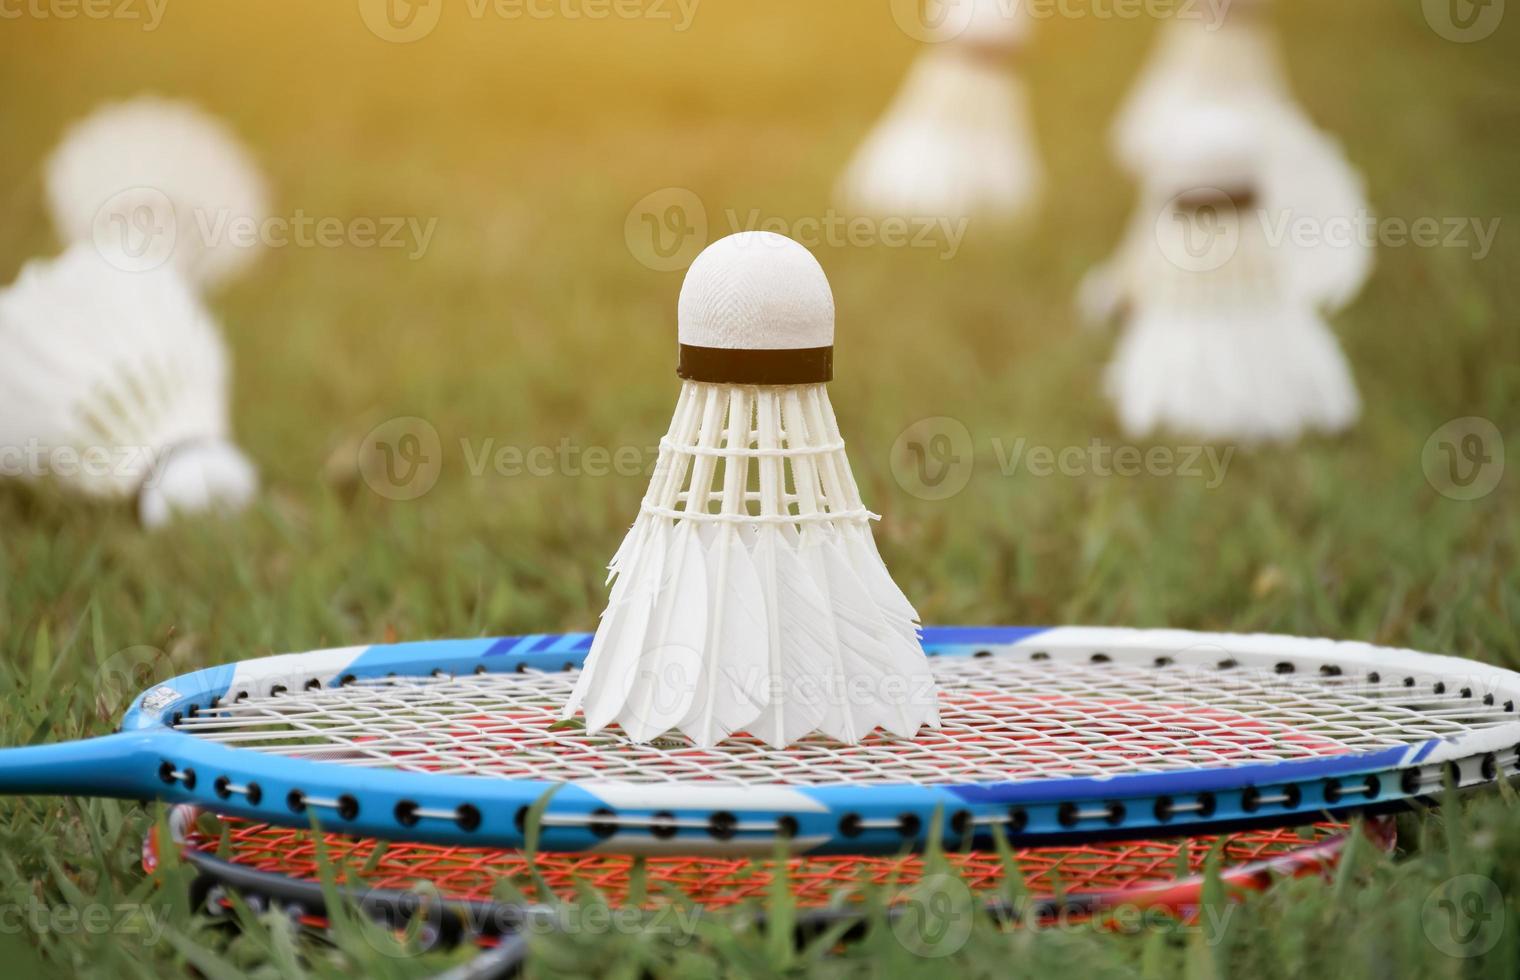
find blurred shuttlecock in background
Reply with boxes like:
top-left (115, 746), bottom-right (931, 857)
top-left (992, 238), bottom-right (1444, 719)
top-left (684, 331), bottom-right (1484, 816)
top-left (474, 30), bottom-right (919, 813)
top-left (1101, 105), bottom-right (1361, 444)
top-left (836, 0), bottom-right (1042, 224)
top-left (45, 96), bottom-right (270, 290)
top-left (565, 232), bottom-right (939, 747)
top-left (1084, 0), bottom-right (1373, 323)
top-left (0, 244), bottom-right (258, 527)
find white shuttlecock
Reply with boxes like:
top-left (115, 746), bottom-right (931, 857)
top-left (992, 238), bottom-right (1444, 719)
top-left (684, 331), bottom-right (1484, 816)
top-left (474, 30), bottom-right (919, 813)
top-left (1102, 106), bottom-right (1360, 444)
top-left (0, 244), bottom-right (258, 527)
top-left (835, 0), bottom-right (1041, 223)
top-left (565, 232), bottom-right (939, 747)
top-left (45, 96), bottom-right (270, 290)
top-left (1106, 3), bottom-right (1373, 314)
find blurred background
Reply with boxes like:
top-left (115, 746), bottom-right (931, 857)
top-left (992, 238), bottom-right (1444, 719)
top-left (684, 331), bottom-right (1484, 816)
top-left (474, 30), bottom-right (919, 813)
top-left (0, 1), bottom-right (1516, 971)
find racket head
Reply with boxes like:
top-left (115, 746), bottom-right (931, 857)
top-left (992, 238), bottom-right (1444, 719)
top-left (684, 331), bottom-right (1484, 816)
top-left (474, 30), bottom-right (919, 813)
top-left (148, 804), bottom-right (1398, 947)
top-left (20, 627), bottom-right (1520, 854)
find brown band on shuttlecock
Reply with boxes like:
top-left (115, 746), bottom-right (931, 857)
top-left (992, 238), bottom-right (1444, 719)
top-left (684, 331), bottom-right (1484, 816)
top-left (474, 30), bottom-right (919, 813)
top-left (677, 345), bottom-right (833, 385)
top-left (1173, 187), bottom-right (1258, 210)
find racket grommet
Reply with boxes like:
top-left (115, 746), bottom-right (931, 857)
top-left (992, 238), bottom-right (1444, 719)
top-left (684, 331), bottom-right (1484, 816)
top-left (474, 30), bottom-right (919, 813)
top-left (1283, 784), bottom-right (1302, 809)
top-left (269, 685), bottom-right (287, 697)
top-left (1090, 653), bottom-right (1111, 664)
top-left (839, 813), bottom-right (864, 838)
top-left (1482, 693), bottom-right (1494, 706)
top-left (513, 806), bottom-right (528, 832)
top-left (287, 790), bottom-right (307, 814)
top-left (395, 801), bottom-right (420, 827)
top-left (1057, 803), bottom-right (1079, 828)
top-left (777, 816), bottom-right (799, 839)
top-left (973, 650), bottom-right (993, 659)
top-left (233, 690), bottom-right (248, 702)
top-left (1402, 677), bottom-right (1415, 688)
top-left (1320, 664), bottom-right (1342, 677)
top-left (950, 810), bottom-right (972, 837)
top-left (1368, 672), bottom-right (1381, 683)
top-left (337, 795), bottom-right (360, 820)
top-left (456, 804), bottom-right (482, 832)
top-left (1323, 780), bottom-right (1342, 805)
top-left (157, 761), bottom-right (177, 786)
top-left (651, 811), bottom-right (678, 840)
top-left (246, 783), bottom-right (263, 806)
top-left (214, 776), bottom-right (232, 800)
top-left (170, 712), bottom-right (182, 726)
top-left (1274, 662), bottom-right (1295, 674)
top-left (1241, 787), bottom-right (1261, 813)
top-left (1197, 792), bottom-right (1217, 818)
top-left (1460, 687), bottom-right (1472, 699)
top-left (473, 665), bottom-right (487, 675)
top-left (1482, 754), bottom-right (1498, 781)
top-left (1153, 656), bottom-right (1173, 667)
top-left (1433, 682), bottom-right (1446, 694)
top-left (708, 811), bottom-right (738, 841)
top-left (1105, 801), bottom-right (1125, 827)
top-left (589, 808), bottom-right (618, 839)
top-left (1400, 769), bottom-right (1422, 795)
top-left (339, 674), bottom-right (356, 687)
top-left (1217, 659), bottom-right (1238, 670)
top-left (1029, 651), bottom-right (1049, 661)
top-left (1008, 808), bottom-right (1028, 833)
top-left (1154, 797), bottom-right (1174, 822)
top-left (897, 813), bottom-right (921, 838)
top-left (1364, 775), bottom-right (1380, 799)
top-left (180, 768), bottom-right (196, 790)
top-left (304, 679), bottom-right (322, 691)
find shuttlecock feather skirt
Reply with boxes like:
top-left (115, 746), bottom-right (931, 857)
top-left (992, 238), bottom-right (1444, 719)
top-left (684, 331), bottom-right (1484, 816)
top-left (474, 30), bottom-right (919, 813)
top-left (564, 382), bottom-right (940, 747)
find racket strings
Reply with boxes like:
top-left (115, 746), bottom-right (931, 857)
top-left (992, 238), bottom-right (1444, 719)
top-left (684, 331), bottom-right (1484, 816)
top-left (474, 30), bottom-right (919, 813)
top-left (178, 817), bottom-right (1359, 909)
top-left (171, 658), bottom-right (1518, 785)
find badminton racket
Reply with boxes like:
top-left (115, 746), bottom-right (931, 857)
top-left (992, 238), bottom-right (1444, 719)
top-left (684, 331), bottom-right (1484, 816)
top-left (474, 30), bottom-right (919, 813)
top-left (147, 804), bottom-right (1396, 978)
top-left (3, 627), bottom-right (1516, 854)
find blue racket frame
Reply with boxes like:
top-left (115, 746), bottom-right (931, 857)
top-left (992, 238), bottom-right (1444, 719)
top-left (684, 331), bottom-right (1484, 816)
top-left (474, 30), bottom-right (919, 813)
top-left (1, 627), bottom-right (1517, 855)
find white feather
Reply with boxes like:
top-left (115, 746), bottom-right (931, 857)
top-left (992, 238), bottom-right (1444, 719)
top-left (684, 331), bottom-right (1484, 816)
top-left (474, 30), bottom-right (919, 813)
top-left (0, 244), bottom-right (257, 525)
top-left (836, 45), bottom-right (1042, 223)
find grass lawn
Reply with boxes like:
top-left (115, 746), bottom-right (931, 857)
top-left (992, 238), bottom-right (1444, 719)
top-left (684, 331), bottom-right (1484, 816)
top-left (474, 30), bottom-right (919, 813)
top-left (0, 0), bottom-right (1516, 975)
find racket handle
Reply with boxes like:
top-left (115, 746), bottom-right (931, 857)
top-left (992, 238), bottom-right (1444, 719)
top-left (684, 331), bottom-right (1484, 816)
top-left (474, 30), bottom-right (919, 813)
top-left (0, 733), bottom-right (163, 797)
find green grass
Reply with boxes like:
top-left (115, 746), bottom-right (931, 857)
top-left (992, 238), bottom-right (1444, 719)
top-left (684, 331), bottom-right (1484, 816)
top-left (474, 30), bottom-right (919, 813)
top-left (0, 0), bottom-right (1517, 975)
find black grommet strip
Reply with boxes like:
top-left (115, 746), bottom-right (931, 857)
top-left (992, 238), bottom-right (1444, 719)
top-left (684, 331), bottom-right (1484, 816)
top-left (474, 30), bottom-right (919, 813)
top-left (1154, 656), bottom-right (1173, 667)
top-left (214, 776), bottom-right (232, 800)
top-left (950, 811), bottom-right (972, 836)
top-left (1482, 754), bottom-right (1498, 780)
top-left (456, 804), bottom-right (481, 832)
top-left (269, 685), bottom-right (287, 697)
top-left (1401, 769), bottom-right (1421, 795)
top-left (1275, 662), bottom-right (1295, 674)
top-left (1363, 775), bottom-right (1380, 799)
top-left (974, 650), bottom-right (994, 659)
top-left (1368, 672), bottom-right (1381, 683)
top-left (395, 801), bottom-right (420, 827)
top-left (588, 808), bottom-right (617, 839)
top-left (339, 674), bottom-right (356, 686)
top-left (677, 344), bottom-right (833, 385)
top-left (1090, 653), bottom-right (1111, 664)
top-left (158, 761), bottom-right (177, 785)
top-left (898, 813), bottom-right (921, 838)
top-left (1434, 682), bottom-right (1446, 694)
top-left (181, 768), bottom-right (196, 790)
top-left (651, 811), bottom-right (678, 840)
top-left (1029, 651), bottom-right (1048, 661)
top-left (1218, 659), bottom-right (1238, 670)
top-left (288, 790), bottom-right (307, 814)
top-left (337, 795), bottom-right (360, 820)
top-left (246, 783), bottom-right (263, 806)
top-left (1057, 803), bottom-right (1079, 828)
top-left (777, 816), bottom-right (799, 839)
top-left (839, 814), bottom-right (863, 838)
top-left (1196, 792), bottom-right (1217, 818)
top-left (513, 807), bottom-right (528, 832)
top-left (709, 811), bottom-right (738, 841)
top-left (1008, 808), bottom-right (1028, 832)
top-left (1241, 787), bottom-right (1261, 813)
top-left (1323, 780), bottom-right (1343, 805)
top-left (1284, 784), bottom-right (1302, 808)
top-left (1105, 802), bottom-right (1125, 827)
top-left (1320, 664), bottom-right (1342, 676)
top-left (304, 679), bottom-right (322, 690)
top-left (1154, 796), bottom-right (1174, 822)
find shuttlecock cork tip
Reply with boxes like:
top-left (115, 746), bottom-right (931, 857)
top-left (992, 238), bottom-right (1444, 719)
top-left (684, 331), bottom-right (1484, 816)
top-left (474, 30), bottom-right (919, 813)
top-left (677, 232), bottom-right (835, 385)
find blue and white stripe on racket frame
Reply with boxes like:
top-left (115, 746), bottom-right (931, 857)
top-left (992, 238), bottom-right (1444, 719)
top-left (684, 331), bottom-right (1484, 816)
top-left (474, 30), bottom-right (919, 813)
top-left (1, 626), bottom-right (1516, 856)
